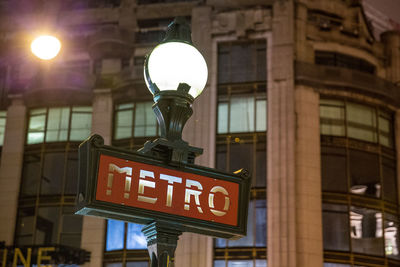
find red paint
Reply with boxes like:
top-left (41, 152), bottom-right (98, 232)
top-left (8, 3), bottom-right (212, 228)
top-left (96, 154), bottom-right (239, 226)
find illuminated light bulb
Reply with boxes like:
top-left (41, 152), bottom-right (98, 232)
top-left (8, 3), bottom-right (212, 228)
top-left (145, 41), bottom-right (208, 99)
top-left (31, 35), bottom-right (61, 60)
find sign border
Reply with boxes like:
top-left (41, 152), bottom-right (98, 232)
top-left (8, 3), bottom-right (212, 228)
top-left (76, 134), bottom-right (251, 239)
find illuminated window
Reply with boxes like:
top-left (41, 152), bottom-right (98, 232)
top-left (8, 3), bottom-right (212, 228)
top-left (27, 106), bottom-right (92, 144)
top-left (320, 99), bottom-right (399, 265)
top-left (320, 99), bottom-right (394, 147)
top-left (215, 39), bottom-right (267, 265)
top-left (104, 220), bottom-right (148, 266)
top-left (114, 102), bottom-right (158, 140)
top-left (0, 111), bottom-right (6, 146)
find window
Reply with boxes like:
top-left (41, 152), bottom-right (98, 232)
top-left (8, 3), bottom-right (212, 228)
top-left (104, 220), bottom-right (148, 266)
top-left (320, 99), bottom-right (394, 147)
top-left (218, 41), bottom-right (266, 84)
top-left (16, 147), bottom-right (82, 248)
top-left (315, 51), bottom-right (376, 74)
top-left (320, 99), bottom-right (399, 265)
top-left (27, 106), bottom-right (92, 144)
top-left (136, 18), bottom-right (171, 44)
top-left (114, 102), bottom-right (158, 140)
top-left (214, 260), bottom-right (267, 267)
top-left (0, 111), bottom-right (6, 146)
top-left (215, 200), bottom-right (266, 248)
top-left (322, 204), bottom-right (350, 251)
top-left (218, 95), bottom-right (266, 134)
top-left (215, 40), bottom-right (267, 265)
top-left (62, 0), bottom-right (121, 10)
top-left (137, 0), bottom-right (198, 4)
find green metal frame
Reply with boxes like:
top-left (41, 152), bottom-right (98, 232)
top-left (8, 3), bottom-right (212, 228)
top-left (76, 134), bottom-right (251, 240)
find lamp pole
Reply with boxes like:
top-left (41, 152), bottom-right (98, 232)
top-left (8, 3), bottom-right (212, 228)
top-left (138, 17), bottom-right (208, 267)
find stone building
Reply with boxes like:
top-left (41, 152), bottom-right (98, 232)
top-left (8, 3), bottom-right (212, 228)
top-left (0, 0), bottom-right (399, 266)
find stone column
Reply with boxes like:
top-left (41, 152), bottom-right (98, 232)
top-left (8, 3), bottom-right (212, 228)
top-left (0, 95), bottom-right (27, 245)
top-left (294, 85), bottom-right (323, 266)
top-left (268, 1), bottom-right (297, 266)
top-left (395, 110), bottom-right (400, 208)
top-left (381, 31), bottom-right (400, 85)
top-left (176, 6), bottom-right (213, 267)
top-left (268, 1), bottom-right (324, 266)
top-left (80, 89), bottom-right (113, 267)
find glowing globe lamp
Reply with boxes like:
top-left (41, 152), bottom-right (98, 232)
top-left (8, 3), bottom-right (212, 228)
top-left (144, 17), bottom-right (208, 99)
top-left (143, 17), bottom-right (208, 144)
top-left (31, 35), bottom-right (61, 60)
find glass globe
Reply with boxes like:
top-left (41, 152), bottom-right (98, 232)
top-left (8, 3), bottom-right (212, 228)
top-left (145, 41), bottom-right (208, 99)
top-left (31, 35), bottom-right (61, 60)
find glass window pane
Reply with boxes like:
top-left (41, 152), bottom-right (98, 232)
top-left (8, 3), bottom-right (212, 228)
top-left (72, 106), bottom-right (92, 112)
top-left (21, 154), bottom-right (41, 196)
top-left (255, 142), bottom-right (266, 187)
top-left (41, 152), bottom-right (66, 195)
top-left (230, 43), bottom-right (253, 83)
top-left (117, 103), bottom-right (134, 110)
top-left (230, 97), bottom-right (254, 133)
top-left (255, 199), bottom-right (266, 247)
top-left (0, 111), bottom-right (7, 146)
top-left (106, 219), bottom-right (125, 251)
top-left (217, 102), bottom-right (228, 134)
top-left (324, 264), bottom-right (351, 267)
top-left (321, 147), bottom-right (347, 193)
top-left (218, 44), bottom-right (230, 84)
top-left (382, 157), bottom-right (397, 203)
top-left (62, 207), bottom-right (83, 234)
top-left (126, 223), bottom-right (147, 249)
top-left (256, 99), bottom-right (266, 132)
top-left (322, 204), bottom-right (350, 251)
top-left (126, 262), bottom-right (148, 267)
top-left (379, 113), bottom-right (393, 147)
top-left (347, 103), bottom-right (377, 142)
top-left (70, 111), bottom-right (92, 141)
top-left (349, 150), bottom-right (380, 198)
top-left (350, 206), bottom-right (384, 256)
top-left (15, 208), bottom-right (35, 246)
top-left (27, 114), bottom-right (46, 144)
top-left (115, 109), bottom-right (133, 139)
top-left (65, 152), bottom-right (79, 195)
top-left (134, 102), bottom-right (156, 137)
top-left (385, 213), bottom-right (400, 259)
top-left (105, 263), bottom-right (123, 267)
top-left (229, 201), bottom-right (254, 247)
top-left (320, 100), bottom-right (345, 136)
top-left (36, 207), bottom-right (60, 245)
top-left (229, 142), bottom-right (253, 174)
top-left (46, 107), bottom-right (69, 142)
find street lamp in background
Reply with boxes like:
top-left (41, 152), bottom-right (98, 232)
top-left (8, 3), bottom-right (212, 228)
top-left (30, 35), bottom-right (61, 60)
top-left (140, 17), bottom-right (208, 164)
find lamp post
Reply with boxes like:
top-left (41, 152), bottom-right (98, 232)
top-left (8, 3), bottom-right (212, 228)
top-left (139, 17), bottom-right (208, 267)
top-left (139, 17), bottom-right (208, 165)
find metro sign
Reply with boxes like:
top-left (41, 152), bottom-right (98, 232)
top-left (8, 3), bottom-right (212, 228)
top-left (76, 135), bottom-right (251, 239)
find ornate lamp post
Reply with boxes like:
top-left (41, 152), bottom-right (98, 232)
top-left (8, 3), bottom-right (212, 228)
top-left (139, 17), bottom-right (208, 164)
top-left (138, 17), bottom-right (208, 267)
top-left (77, 17), bottom-right (249, 267)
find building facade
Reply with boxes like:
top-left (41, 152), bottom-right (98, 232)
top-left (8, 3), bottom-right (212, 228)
top-left (0, 0), bottom-right (399, 267)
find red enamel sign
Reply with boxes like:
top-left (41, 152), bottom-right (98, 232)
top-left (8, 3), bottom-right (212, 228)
top-left (96, 154), bottom-right (239, 226)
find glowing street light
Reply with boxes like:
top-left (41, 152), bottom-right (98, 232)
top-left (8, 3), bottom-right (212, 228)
top-left (143, 17), bottom-right (208, 143)
top-left (30, 35), bottom-right (61, 60)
